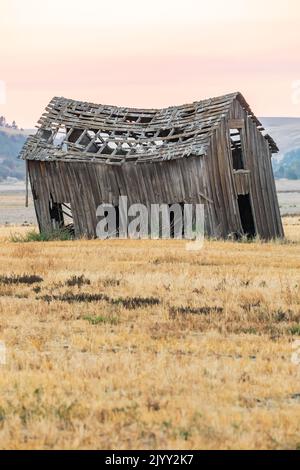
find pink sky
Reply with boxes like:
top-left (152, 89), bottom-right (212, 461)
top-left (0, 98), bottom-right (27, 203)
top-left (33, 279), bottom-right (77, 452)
top-left (0, 0), bottom-right (300, 128)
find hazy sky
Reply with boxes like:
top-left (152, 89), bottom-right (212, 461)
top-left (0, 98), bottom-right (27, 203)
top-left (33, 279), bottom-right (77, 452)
top-left (0, 0), bottom-right (300, 127)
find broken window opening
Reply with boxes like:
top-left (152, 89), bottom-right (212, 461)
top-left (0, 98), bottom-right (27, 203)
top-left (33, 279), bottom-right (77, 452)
top-left (230, 128), bottom-right (245, 170)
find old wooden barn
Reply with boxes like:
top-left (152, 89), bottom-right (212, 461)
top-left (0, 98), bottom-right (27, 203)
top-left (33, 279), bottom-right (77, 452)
top-left (20, 92), bottom-right (283, 239)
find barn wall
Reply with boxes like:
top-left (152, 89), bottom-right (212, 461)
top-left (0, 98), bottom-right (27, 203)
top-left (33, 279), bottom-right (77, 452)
top-left (227, 99), bottom-right (284, 238)
top-left (204, 118), bottom-right (243, 238)
top-left (201, 99), bottom-right (283, 240)
top-left (28, 155), bottom-right (215, 238)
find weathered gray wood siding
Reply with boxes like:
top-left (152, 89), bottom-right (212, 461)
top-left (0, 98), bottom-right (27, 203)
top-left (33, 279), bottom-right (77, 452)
top-left (227, 99), bottom-right (283, 238)
top-left (28, 155), bottom-right (213, 238)
top-left (204, 117), bottom-right (243, 238)
top-left (233, 171), bottom-right (251, 195)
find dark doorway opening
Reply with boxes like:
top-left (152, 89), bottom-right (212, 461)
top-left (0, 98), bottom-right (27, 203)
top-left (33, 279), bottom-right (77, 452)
top-left (237, 194), bottom-right (256, 238)
top-left (49, 201), bottom-right (64, 228)
top-left (115, 205), bottom-right (120, 237)
top-left (49, 196), bottom-right (74, 236)
top-left (169, 203), bottom-right (184, 238)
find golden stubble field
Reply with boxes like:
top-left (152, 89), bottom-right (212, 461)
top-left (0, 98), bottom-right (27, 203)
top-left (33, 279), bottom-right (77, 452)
top-left (0, 217), bottom-right (300, 450)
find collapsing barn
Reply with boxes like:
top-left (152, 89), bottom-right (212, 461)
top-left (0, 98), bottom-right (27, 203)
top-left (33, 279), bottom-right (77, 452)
top-left (20, 92), bottom-right (283, 239)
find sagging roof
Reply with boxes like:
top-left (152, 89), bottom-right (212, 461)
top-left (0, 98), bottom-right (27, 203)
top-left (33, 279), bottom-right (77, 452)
top-left (20, 92), bottom-right (279, 165)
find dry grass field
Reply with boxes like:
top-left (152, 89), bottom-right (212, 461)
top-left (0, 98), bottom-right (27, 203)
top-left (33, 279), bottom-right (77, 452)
top-left (0, 218), bottom-right (300, 449)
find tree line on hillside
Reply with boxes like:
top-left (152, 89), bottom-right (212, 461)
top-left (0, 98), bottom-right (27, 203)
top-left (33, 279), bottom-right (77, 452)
top-left (0, 116), bottom-right (23, 131)
top-left (273, 148), bottom-right (300, 180)
top-left (0, 130), bottom-right (26, 181)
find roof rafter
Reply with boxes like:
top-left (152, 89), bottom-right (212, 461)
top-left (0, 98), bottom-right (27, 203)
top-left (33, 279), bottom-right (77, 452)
top-left (20, 92), bottom-right (279, 165)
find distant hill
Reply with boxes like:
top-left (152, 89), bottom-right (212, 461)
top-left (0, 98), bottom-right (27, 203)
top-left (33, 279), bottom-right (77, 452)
top-left (272, 148), bottom-right (300, 179)
top-left (0, 129), bottom-right (29, 182)
top-left (0, 117), bottom-right (299, 181)
top-left (261, 117), bottom-right (300, 158)
top-left (261, 117), bottom-right (300, 179)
